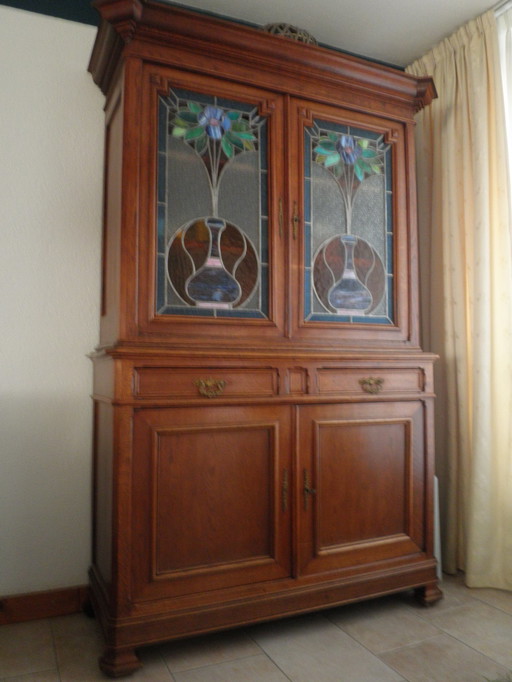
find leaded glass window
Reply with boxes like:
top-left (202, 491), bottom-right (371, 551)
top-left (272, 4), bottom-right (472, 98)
top-left (156, 87), bottom-right (269, 319)
top-left (304, 119), bottom-right (394, 325)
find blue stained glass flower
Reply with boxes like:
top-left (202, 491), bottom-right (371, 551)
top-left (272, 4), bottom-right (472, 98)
top-left (336, 134), bottom-right (362, 165)
top-left (197, 105), bottom-right (232, 139)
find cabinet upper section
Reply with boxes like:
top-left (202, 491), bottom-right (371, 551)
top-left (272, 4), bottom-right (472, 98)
top-left (89, 0), bottom-right (436, 353)
top-left (89, 0), bottom-right (436, 115)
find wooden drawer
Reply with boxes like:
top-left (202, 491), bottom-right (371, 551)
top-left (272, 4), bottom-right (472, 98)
top-left (134, 367), bottom-right (278, 399)
top-left (317, 367), bottom-right (425, 396)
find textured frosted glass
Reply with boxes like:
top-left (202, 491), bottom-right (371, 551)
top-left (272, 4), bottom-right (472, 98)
top-left (218, 152), bottom-right (261, 245)
top-left (166, 137), bottom-right (212, 240)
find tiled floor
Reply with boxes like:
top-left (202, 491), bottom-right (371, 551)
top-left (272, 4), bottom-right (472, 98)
top-left (2, 575), bottom-right (512, 681)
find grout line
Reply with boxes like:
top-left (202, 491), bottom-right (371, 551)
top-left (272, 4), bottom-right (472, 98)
top-left (48, 618), bottom-right (62, 682)
top-left (245, 628), bottom-right (294, 682)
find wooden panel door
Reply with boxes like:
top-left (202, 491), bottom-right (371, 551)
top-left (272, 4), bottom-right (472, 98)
top-left (131, 404), bottom-right (292, 601)
top-left (297, 401), bottom-right (426, 577)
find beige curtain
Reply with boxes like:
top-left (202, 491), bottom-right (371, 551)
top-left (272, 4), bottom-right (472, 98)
top-left (407, 11), bottom-right (512, 589)
top-left (497, 7), bottom-right (512, 217)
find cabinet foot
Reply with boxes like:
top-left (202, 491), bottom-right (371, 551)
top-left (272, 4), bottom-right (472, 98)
top-left (415, 582), bottom-right (443, 606)
top-left (82, 596), bottom-right (96, 619)
top-left (99, 647), bottom-right (142, 678)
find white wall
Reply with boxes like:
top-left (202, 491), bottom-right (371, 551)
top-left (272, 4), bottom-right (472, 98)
top-left (0, 6), bottom-right (104, 595)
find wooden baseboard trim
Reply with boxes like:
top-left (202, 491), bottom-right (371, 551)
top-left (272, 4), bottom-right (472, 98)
top-left (0, 585), bottom-right (88, 625)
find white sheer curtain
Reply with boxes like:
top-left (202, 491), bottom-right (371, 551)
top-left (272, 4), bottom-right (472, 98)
top-left (407, 10), bottom-right (512, 589)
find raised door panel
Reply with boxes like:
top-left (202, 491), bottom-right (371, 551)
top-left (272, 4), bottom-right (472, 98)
top-left (136, 65), bottom-right (286, 346)
top-left (287, 98), bottom-right (417, 347)
top-left (132, 405), bottom-right (292, 601)
top-left (297, 401), bottom-right (426, 577)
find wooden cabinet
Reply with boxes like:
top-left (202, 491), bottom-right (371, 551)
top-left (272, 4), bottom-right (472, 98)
top-left (88, 1), bottom-right (441, 676)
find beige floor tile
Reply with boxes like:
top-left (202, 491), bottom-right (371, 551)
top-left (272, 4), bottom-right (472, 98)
top-left (471, 587), bottom-right (512, 615)
top-left (51, 613), bottom-right (106, 681)
top-left (52, 614), bottom-right (173, 681)
top-left (0, 620), bottom-right (56, 678)
top-left (248, 613), bottom-right (405, 681)
top-left (426, 602), bottom-right (512, 669)
top-left (380, 633), bottom-right (510, 682)
top-left (327, 597), bottom-right (441, 653)
top-left (0, 672), bottom-right (60, 682)
top-left (158, 628), bottom-right (261, 672)
top-left (172, 653), bottom-right (290, 681)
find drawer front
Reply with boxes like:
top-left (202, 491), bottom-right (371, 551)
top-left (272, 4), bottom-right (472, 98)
top-left (317, 368), bottom-right (425, 396)
top-left (134, 367), bottom-right (278, 399)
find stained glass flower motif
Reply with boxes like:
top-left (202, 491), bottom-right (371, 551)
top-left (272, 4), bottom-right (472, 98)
top-left (170, 101), bottom-right (258, 161)
top-left (197, 105), bottom-right (232, 139)
top-left (337, 134), bottom-right (362, 165)
top-left (314, 132), bottom-right (384, 183)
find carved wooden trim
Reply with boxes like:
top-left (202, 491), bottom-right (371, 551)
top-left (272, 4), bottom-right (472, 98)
top-left (89, 0), bottom-right (436, 110)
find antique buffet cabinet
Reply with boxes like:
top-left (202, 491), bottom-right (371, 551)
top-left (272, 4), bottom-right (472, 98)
top-left (88, 0), bottom-right (441, 675)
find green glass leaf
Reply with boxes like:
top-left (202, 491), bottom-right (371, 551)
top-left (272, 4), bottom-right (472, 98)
top-left (354, 163), bottom-right (365, 181)
top-left (359, 160), bottom-right (373, 174)
top-left (324, 153), bottom-right (341, 168)
top-left (172, 126), bottom-right (187, 138)
top-left (226, 131), bottom-right (245, 150)
top-left (362, 148), bottom-right (377, 158)
top-left (371, 164), bottom-right (382, 173)
top-left (184, 126), bottom-right (205, 140)
top-left (358, 138), bottom-right (370, 149)
top-left (176, 109), bottom-right (198, 124)
top-left (315, 154), bottom-right (327, 164)
top-left (243, 141), bottom-right (256, 151)
top-left (231, 120), bottom-right (250, 132)
top-left (328, 132), bottom-right (338, 143)
top-left (187, 101), bottom-right (202, 113)
top-left (195, 135), bottom-right (208, 155)
top-left (314, 141), bottom-right (336, 153)
top-left (231, 131), bottom-right (256, 141)
top-left (221, 136), bottom-right (234, 158)
top-left (227, 111), bottom-right (241, 120)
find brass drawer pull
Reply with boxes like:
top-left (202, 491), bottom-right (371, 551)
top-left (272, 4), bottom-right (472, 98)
top-left (194, 378), bottom-right (227, 398)
top-left (359, 376), bottom-right (384, 394)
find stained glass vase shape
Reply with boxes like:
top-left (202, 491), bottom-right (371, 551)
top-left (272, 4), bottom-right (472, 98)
top-left (327, 235), bottom-right (373, 315)
top-left (185, 218), bottom-right (242, 308)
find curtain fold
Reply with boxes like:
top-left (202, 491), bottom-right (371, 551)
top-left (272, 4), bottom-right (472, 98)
top-left (407, 10), bottom-right (512, 589)
top-left (497, 8), bottom-right (512, 219)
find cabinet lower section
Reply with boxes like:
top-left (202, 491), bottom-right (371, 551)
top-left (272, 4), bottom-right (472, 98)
top-left (90, 360), bottom-right (442, 677)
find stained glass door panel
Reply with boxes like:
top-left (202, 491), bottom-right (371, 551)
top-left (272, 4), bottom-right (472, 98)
top-left (156, 86), bottom-right (271, 320)
top-left (302, 115), bottom-right (395, 326)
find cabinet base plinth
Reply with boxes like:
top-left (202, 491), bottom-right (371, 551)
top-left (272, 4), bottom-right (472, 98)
top-left (415, 582), bottom-right (443, 606)
top-left (99, 647), bottom-right (142, 678)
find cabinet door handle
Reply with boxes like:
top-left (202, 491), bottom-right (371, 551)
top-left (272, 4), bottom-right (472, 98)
top-left (278, 198), bottom-right (284, 238)
top-left (292, 201), bottom-right (300, 240)
top-left (282, 468), bottom-right (289, 512)
top-left (303, 469), bottom-right (316, 510)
